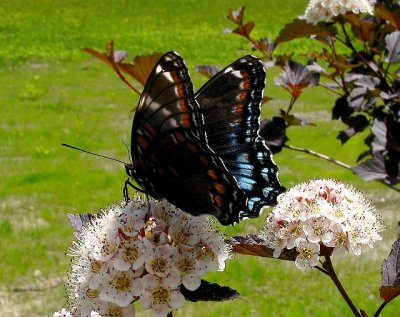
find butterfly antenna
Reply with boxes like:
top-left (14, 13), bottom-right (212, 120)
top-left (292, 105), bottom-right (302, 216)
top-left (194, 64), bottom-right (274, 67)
top-left (62, 143), bottom-right (127, 165)
top-left (122, 139), bottom-right (133, 165)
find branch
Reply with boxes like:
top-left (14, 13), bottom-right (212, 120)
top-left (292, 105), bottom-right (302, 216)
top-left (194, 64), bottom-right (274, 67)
top-left (324, 256), bottom-right (362, 316)
top-left (284, 144), bottom-right (400, 194)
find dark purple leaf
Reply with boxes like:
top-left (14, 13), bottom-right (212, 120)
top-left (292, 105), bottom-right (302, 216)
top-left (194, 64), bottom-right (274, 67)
top-left (274, 19), bottom-right (336, 45)
top-left (228, 234), bottom-right (297, 261)
top-left (259, 117), bottom-right (288, 153)
top-left (337, 115), bottom-right (369, 144)
top-left (332, 96), bottom-right (353, 120)
top-left (371, 118), bottom-right (387, 153)
top-left (380, 239), bottom-right (400, 302)
top-left (274, 61), bottom-right (320, 98)
top-left (353, 153), bottom-right (388, 181)
top-left (353, 152), bottom-right (400, 185)
top-left (385, 31), bottom-right (400, 63)
top-left (195, 64), bottom-right (221, 78)
top-left (181, 280), bottom-right (239, 302)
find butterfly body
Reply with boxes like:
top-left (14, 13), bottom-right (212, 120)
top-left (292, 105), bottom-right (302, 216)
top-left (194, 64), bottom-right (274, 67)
top-left (126, 51), bottom-right (284, 225)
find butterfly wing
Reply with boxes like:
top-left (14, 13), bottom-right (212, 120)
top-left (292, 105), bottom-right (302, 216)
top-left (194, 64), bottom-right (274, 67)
top-left (195, 55), bottom-right (285, 218)
top-left (129, 51), bottom-right (246, 225)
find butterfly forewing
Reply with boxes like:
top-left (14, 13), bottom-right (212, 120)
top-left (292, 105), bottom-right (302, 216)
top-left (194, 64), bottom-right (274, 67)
top-left (129, 51), bottom-right (246, 225)
top-left (195, 55), bottom-right (285, 218)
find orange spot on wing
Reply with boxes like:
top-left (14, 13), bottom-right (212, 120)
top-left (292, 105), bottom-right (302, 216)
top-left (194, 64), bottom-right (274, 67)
top-left (199, 155), bottom-right (209, 166)
top-left (188, 142), bottom-right (198, 153)
top-left (175, 132), bottom-right (185, 142)
top-left (182, 113), bottom-right (191, 127)
top-left (207, 169), bottom-right (218, 180)
top-left (214, 194), bottom-right (224, 207)
top-left (214, 183), bottom-right (226, 195)
top-left (137, 136), bottom-right (149, 149)
top-left (143, 122), bottom-right (156, 135)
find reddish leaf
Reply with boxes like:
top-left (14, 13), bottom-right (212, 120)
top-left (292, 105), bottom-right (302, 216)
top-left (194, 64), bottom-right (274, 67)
top-left (83, 47), bottom-right (115, 68)
top-left (118, 52), bottom-right (163, 86)
top-left (227, 6), bottom-right (244, 25)
top-left (375, 3), bottom-right (400, 30)
top-left (274, 19), bottom-right (336, 45)
top-left (232, 21), bottom-right (255, 38)
top-left (380, 239), bottom-right (400, 302)
top-left (228, 234), bottom-right (297, 261)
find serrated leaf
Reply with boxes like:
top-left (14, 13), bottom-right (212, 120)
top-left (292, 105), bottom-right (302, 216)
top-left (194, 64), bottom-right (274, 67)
top-left (181, 280), bottom-right (239, 302)
top-left (195, 64), bottom-right (221, 78)
top-left (118, 52), bottom-right (163, 86)
top-left (274, 19), bottom-right (336, 45)
top-left (385, 31), bottom-right (400, 63)
top-left (232, 21), bottom-right (254, 38)
top-left (353, 154), bottom-right (386, 181)
top-left (375, 3), bottom-right (400, 29)
top-left (274, 61), bottom-right (320, 97)
top-left (380, 239), bottom-right (400, 302)
top-left (83, 47), bottom-right (115, 68)
top-left (371, 118), bottom-right (387, 153)
top-left (227, 6), bottom-right (244, 25)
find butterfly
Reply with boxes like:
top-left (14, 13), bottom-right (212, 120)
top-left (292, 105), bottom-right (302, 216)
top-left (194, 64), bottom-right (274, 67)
top-left (125, 51), bottom-right (285, 225)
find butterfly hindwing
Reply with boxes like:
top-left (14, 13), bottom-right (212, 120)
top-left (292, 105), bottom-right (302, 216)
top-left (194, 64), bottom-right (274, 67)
top-left (195, 55), bottom-right (285, 218)
top-left (128, 51), bottom-right (246, 225)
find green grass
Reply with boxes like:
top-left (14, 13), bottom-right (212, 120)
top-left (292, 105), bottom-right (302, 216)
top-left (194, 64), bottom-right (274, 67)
top-left (1, 1), bottom-right (399, 316)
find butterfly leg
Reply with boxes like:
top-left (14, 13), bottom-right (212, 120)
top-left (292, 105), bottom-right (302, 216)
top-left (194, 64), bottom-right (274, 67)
top-left (123, 178), bottom-right (146, 202)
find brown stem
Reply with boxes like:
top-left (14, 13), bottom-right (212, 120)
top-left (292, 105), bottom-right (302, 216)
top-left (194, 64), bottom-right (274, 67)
top-left (324, 256), bottom-right (362, 317)
top-left (374, 301), bottom-right (388, 317)
top-left (283, 144), bottom-right (400, 194)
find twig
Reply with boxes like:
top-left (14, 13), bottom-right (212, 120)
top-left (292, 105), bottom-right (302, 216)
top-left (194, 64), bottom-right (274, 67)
top-left (323, 256), bottom-right (362, 317)
top-left (283, 144), bottom-right (400, 194)
top-left (283, 144), bottom-right (352, 170)
top-left (374, 301), bottom-right (388, 317)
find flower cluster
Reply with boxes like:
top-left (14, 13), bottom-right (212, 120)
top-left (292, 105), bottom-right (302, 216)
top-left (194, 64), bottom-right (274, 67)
top-left (66, 197), bottom-right (230, 317)
top-left (301, 0), bottom-right (374, 24)
top-left (262, 179), bottom-right (384, 270)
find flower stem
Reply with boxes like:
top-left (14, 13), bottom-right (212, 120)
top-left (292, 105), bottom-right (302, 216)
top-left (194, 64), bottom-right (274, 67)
top-left (374, 301), bottom-right (387, 317)
top-left (323, 256), bottom-right (362, 317)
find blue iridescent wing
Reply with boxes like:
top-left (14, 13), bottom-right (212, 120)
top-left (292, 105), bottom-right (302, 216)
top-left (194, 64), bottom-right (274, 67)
top-left (128, 51), bottom-right (246, 225)
top-left (195, 55), bottom-right (285, 218)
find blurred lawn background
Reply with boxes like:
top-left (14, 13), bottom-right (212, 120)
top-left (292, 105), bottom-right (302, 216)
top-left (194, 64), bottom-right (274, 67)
top-left (0, 0), bottom-right (399, 316)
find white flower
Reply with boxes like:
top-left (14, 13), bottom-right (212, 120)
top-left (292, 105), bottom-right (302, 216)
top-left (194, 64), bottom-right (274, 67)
top-left (295, 238), bottom-right (320, 270)
top-left (136, 274), bottom-right (185, 317)
top-left (67, 196), bottom-right (230, 316)
top-left (145, 244), bottom-right (179, 278)
top-left (262, 179), bottom-right (384, 269)
top-left (302, 217), bottom-right (333, 244)
top-left (301, 0), bottom-right (374, 24)
top-left (112, 238), bottom-right (145, 271)
top-left (175, 253), bottom-right (202, 291)
top-left (99, 267), bottom-right (139, 307)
